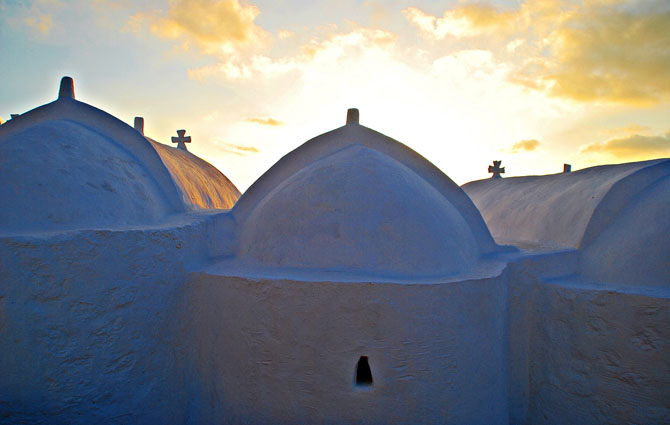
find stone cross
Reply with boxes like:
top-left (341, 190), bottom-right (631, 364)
top-left (488, 160), bottom-right (505, 178)
top-left (172, 129), bottom-right (191, 151)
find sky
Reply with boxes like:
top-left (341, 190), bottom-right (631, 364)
top-left (1, 0), bottom-right (669, 190)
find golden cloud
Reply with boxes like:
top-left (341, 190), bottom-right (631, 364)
top-left (220, 142), bottom-right (260, 155)
top-left (24, 14), bottom-right (53, 34)
top-left (533, 2), bottom-right (670, 104)
top-left (246, 117), bottom-right (284, 126)
top-left (602, 124), bottom-right (650, 136)
top-left (403, 4), bottom-right (514, 39)
top-left (187, 27), bottom-right (395, 81)
top-left (579, 130), bottom-right (670, 158)
top-left (510, 139), bottom-right (540, 153)
top-left (128, 0), bottom-right (270, 55)
top-left (406, 0), bottom-right (670, 104)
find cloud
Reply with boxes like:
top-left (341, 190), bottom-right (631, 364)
top-left (219, 143), bottom-right (260, 155)
top-left (510, 139), bottom-right (540, 153)
top-left (529, 1), bottom-right (670, 104)
top-left (602, 124), bottom-right (650, 136)
top-left (24, 14), bottom-right (53, 34)
top-left (579, 130), bottom-right (670, 158)
top-left (187, 26), bottom-right (395, 82)
top-left (403, 4), bottom-right (515, 39)
top-left (246, 117), bottom-right (283, 126)
top-left (405, 0), bottom-right (670, 104)
top-left (127, 0), bottom-right (270, 55)
top-left (277, 29), bottom-right (294, 40)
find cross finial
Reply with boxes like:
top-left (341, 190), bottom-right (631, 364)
top-left (488, 160), bottom-right (505, 178)
top-left (171, 129), bottom-right (191, 151)
top-left (134, 117), bottom-right (144, 135)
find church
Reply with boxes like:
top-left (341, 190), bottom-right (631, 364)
top-left (0, 77), bottom-right (668, 424)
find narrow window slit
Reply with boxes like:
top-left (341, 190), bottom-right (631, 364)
top-left (355, 356), bottom-right (373, 386)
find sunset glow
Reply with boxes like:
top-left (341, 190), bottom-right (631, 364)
top-left (1, 0), bottom-right (669, 190)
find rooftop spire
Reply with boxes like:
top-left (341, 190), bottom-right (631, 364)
top-left (134, 117), bottom-right (144, 135)
top-left (58, 76), bottom-right (75, 100)
top-left (346, 108), bottom-right (359, 125)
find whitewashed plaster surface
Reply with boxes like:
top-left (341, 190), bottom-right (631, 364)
top-left (231, 112), bottom-right (500, 258)
top-left (150, 139), bottom-right (240, 210)
top-left (0, 77), bottom-right (240, 234)
top-left (0, 212), bottom-right (226, 424)
top-left (238, 144), bottom-right (480, 277)
top-left (183, 271), bottom-right (510, 425)
top-left (507, 269), bottom-right (670, 424)
top-left (1, 86), bottom-right (669, 424)
top-left (462, 159), bottom-right (669, 249)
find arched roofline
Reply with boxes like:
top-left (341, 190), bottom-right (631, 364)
top-left (146, 136), bottom-right (241, 210)
top-left (232, 114), bottom-right (500, 254)
top-left (581, 158), bottom-right (670, 247)
top-left (0, 94), bottom-right (185, 214)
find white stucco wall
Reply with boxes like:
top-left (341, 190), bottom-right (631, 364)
top-left (462, 159), bottom-right (669, 249)
top-left (507, 271), bottom-right (670, 424)
top-left (238, 144), bottom-right (480, 277)
top-left (0, 212), bottom-right (227, 424)
top-left (183, 270), bottom-right (510, 425)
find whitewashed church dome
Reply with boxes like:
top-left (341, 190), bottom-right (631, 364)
top-left (0, 77), bottom-right (240, 234)
top-left (463, 158), bottom-right (670, 287)
top-left (231, 109), bottom-right (499, 278)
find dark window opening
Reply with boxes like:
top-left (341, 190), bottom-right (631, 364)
top-left (355, 356), bottom-right (373, 386)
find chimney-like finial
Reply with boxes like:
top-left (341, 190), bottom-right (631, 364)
top-left (563, 164), bottom-right (572, 173)
top-left (134, 117), bottom-right (145, 135)
top-left (58, 76), bottom-right (75, 100)
top-left (346, 108), bottom-right (359, 125)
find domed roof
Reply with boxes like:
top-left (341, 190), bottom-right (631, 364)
top-left (462, 159), bottom-right (669, 249)
top-left (231, 109), bottom-right (499, 278)
top-left (149, 137), bottom-right (240, 210)
top-left (0, 77), bottom-right (240, 234)
top-left (463, 158), bottom-right (670, 287)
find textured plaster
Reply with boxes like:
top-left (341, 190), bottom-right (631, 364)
top-left (183, 271), bottom-right (510, 425)
top-left (0, 120), bottom-right (174, 233)
top-left (508, 274), bottom-right (670, 424)
top-left (0, 213), bottom-right (223, 424)
top-left (0, 79), bottom-right (240, 234)
top-left (462, 159), bottom-right (669, 249)
top-left (232, 116), bottom-right (500, 256)
top-left (238, 144), bottom-right (480, 277)
top-left (150, 139), bottom-right (240, 210)
top-left (1, 86), bottom-right (668, 424)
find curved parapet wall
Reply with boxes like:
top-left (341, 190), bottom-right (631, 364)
top-left (232, 109), bottom-right (500, 257)
top-left (0, 77), bottom-right (241, 233)
top-left (462, 159), bottom-right (669, 249)
top-left (149, 139), bottom-right (240, 210)
top-left (228, 109), bottom-right (501, 278)
top-left (237, 144), bottom-right (480, 278)
top-left (0, 119), bottom-right (178, 233)
top-left (580, 166), bottom-right (670, 287)
top-left (0, 80), bottom-right (184, 216)
top-left (463, 159), bottom-right (670, 287)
